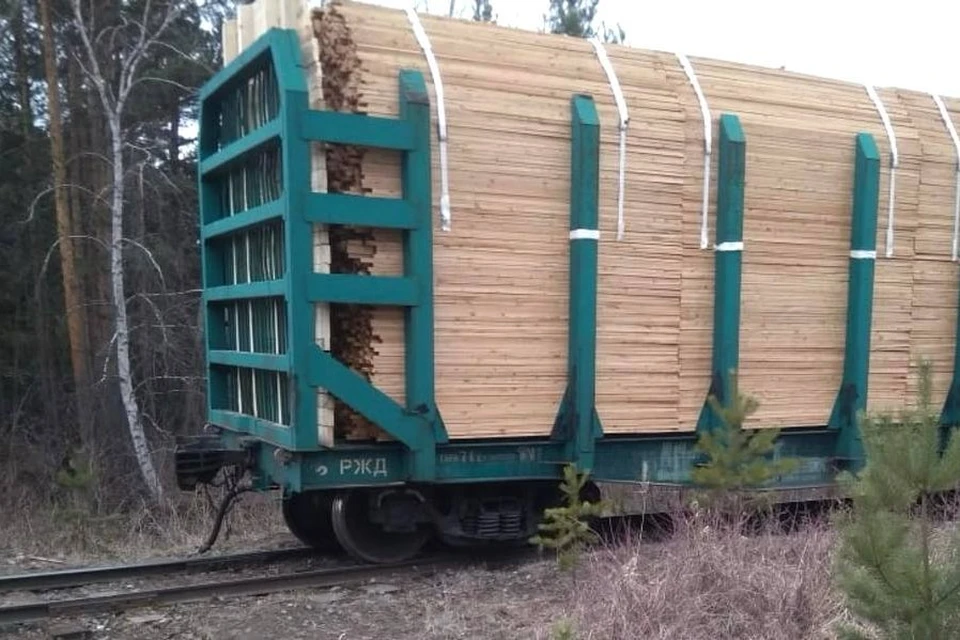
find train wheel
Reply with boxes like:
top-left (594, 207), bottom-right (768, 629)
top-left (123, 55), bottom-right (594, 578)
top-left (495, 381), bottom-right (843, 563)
top-left (330, 488), bottom-right (431, 564)
top-left (282, 490), bottom-right (341, 552)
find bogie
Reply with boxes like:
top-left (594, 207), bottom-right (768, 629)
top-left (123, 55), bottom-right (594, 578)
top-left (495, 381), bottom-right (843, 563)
top-left (330, 488), bottom-right (433, 564)
top-left (278, 481), bottom-right (566, 564)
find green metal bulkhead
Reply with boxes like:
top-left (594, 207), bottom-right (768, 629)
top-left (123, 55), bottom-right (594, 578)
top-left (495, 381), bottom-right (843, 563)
top-left (302, 69), bottom-right (448, 481)
top-left (196, 28), bottom-right (446, 482)
top-left (198, 29), bottom-right (309, 451)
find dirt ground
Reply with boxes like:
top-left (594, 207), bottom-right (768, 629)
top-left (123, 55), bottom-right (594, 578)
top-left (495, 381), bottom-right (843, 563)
top-left (0, 492), bottom-right (584, 640)
top-left (0, 491), bottom-right (850, 639)
top-left (4, 552), bottom-right (572, 640)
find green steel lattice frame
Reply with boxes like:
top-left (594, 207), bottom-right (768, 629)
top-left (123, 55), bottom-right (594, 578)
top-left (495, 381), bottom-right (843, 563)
top-left (197, 28), bottom-right (446, 480)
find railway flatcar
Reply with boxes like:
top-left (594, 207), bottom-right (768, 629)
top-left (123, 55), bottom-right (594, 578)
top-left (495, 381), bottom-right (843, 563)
top-left (174, 0), bottom-right (960, 563)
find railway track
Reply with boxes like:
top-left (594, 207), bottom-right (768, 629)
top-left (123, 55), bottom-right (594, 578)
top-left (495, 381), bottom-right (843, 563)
top-left (0, 546), bottom-right (533, 627)
top-left (0, 546), bottom-right (315, 593)
top-left (0, 504), bottom-right (845, 629)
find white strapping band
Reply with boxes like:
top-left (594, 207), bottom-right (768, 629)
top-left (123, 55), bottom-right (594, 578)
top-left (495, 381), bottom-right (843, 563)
top-left (864, 85), bottom-right (899, 258)
top-left (405, 7), bottom-right (451, 231)
top-left (676, 52), bottom-right (712, 250)
top-left (570, 228), bottom-right (600, 241)
top-left (715, 241), bottom-right (743, 252)
top-left (933, 94), bottom-right (960, 262)
top-left (589, 37), bottom-right (630, 241)
top-left (850, 249), bottom-right (877, 260)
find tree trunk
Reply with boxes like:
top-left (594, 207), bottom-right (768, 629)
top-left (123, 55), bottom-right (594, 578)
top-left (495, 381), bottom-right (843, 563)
top-left (13, 1), bottom-right (33, 136)
top-left (168, 99), bottom-right (180, 170)
top-left (66, 55), bottom-right (91, 336)
top-left (108, 118), bottom-right (163, 502)
top-left (69, 0), bottom-right (170, 502)
top-left (87, 88), bottom-right (112, 339)
top-left (39, 0), bottom-right (91, 434)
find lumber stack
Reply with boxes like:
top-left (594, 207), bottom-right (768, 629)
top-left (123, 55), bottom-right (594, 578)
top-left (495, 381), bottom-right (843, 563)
top-left (222, 0), bottom-right (960, 440)
top-left (592, 48), bottom-right (687, 433)
top-left (671, 59), bottom-right (923, 428)
top-left (314, 2), bottom-right (695, 437)
top-left (865, 87), bottom-right (918, 420)
top-left (896, 90), bottom-right (960, 407)
top-left (664, 53), bottom-right (718, 430)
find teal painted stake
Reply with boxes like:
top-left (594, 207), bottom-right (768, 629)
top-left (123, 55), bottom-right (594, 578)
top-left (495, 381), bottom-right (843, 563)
top-left (551, 94), bottom-right (602, 473)
top-left (279, 37), bottom-right (319, 452)
top-left (399, 69), bottom-right (446, 477)
top-left (941, 272), bottom-right (960, 427)
top-left (697, 113), bottom-right (746, 432)
top-left (198, 95), bottom-right (224, 420)
top-left (829, 132), bottom-right (880, 468)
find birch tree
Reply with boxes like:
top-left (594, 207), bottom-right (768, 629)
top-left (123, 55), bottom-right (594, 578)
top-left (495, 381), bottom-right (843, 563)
top-left (69, 0), bottom-right (185, 502)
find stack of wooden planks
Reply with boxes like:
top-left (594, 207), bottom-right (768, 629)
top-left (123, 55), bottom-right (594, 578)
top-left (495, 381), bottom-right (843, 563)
top-left (669, 60), bottom-right (923, 428)
top-left (223, 0), bottom-right (960, 440)
top-left (896, 90), bottom-right (960, 408)
top-left (311, 2), bottom-right (696, 438)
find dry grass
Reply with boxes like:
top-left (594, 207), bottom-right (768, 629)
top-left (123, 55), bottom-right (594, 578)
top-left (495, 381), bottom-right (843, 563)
top-left (0, 488), bottom-right (289, 569)
top-left (0, 435), bottom-right (292, 568)
top-left (562, 509), bottom-right (846, 640)
top-left (417, 560), bottom-right (568, 639)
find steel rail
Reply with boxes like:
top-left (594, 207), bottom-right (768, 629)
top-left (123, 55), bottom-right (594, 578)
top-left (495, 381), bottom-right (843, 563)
top-left (0, 556), bottom-right (472, 626)
top-left (0, 546), bottom-right (316, 593)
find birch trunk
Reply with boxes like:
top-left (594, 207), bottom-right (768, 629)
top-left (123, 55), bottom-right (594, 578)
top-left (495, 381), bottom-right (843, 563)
top-left (108, 119), bottom-right (162, 501)
top-left (70, 0), bottom-right (178, 502)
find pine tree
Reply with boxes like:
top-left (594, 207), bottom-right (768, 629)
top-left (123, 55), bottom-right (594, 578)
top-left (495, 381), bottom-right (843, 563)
top-left (546, 0), bottom-right (598, 38)
top-left (599, 22), bottom-right (625, 44)
top-left (833, 360), bottom-right (960, 639)
top-left (472, 0), bottom-right (494, 22)
top-left (544, 0), bottom-right (624, 43)
top-left (690, 370), bottom-right (798, 514)
top-left (531, 463), bottom-right (607, 571)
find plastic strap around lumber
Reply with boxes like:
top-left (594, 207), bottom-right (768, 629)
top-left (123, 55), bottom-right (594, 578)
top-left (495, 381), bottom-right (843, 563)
top-left (405, 6), bottom-right (451, 231)
top-left (588, 37), bottom-right (629, 241)
top-left (864, 84), bottom-right (899, 258)
top-left (933, 94), bottom-right (960, 262)
top-left (570, 228), bottom-right (600, 241)
top-left (676, 52), bottom-right (712, 250)
top-left (715, 241), bottom-right (743, 252)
